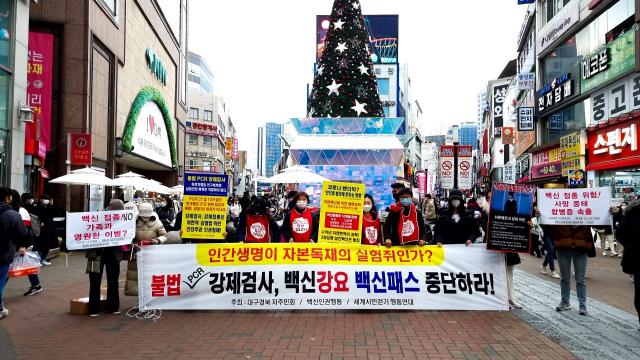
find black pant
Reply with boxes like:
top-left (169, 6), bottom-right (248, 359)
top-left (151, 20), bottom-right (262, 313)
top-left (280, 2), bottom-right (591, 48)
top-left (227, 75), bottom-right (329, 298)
top-left (635, 270), bottom-right (640, 325)
top-left (530, 234), bottom-right (541, 257)
top-left (89, 256), bottom-right (120, 314)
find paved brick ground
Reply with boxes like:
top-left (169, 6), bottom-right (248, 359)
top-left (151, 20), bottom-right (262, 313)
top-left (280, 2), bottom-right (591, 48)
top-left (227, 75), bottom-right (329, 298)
top-left (0, 252), bottom-right (578, 360)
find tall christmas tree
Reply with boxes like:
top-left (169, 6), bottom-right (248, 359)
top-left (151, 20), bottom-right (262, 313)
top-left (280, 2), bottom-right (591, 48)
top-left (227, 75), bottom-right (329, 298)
top-left (308, 0), bottom-right (385, 118)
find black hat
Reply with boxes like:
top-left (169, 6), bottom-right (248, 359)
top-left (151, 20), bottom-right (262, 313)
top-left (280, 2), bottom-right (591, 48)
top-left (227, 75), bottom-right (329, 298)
top-left (449, 189), bottom-right (463, 200)
top-left (391, 182), bottom-right (405, 189)
top-left (508, 191), bottom-right (514, 196)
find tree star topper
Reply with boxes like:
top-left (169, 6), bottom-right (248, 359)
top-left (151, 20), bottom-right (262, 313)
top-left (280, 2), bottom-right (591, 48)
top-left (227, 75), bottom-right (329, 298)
top-left (326, 80), bottom-right (342, 96)
top-left (351, 100), bottom-right (368, 116)
top-left (335, 42), bottom-right (348, 53)
top-left (334, 19), bottom-right (345, 30)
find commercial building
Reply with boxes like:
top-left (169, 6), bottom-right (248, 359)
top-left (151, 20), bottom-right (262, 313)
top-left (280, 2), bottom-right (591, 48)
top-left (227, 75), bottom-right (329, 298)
top-left (188, 51), bottom-right (214, 94)
top-left (265, 122), bottom-right (283, 178)
top-left (460, 122), bottom-right (478, 150)
top-left (185, 92), bottom-right (226, 173)
top-left (477, 89), bottom-right (488, 140)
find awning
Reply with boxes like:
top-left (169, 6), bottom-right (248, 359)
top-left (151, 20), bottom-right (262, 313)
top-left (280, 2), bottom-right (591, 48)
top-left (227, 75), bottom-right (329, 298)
top-left (527, 139), bottom-right (560, 154)
top-left (39, 169), bottom-right (49, 178)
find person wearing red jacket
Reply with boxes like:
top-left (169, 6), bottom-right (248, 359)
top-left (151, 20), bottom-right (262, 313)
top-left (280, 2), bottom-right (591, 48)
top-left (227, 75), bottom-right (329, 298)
top-left (383, 188), bottom-right (428, 247)
top-left (361, 194), bottom-right (383, 246)
top-left (281, 192), bottom-right (318, 243)
top-left (237, 198), bottom-right (281, 243)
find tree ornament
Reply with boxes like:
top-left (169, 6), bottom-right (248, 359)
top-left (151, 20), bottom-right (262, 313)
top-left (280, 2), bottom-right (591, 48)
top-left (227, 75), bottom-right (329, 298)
top-left (334, 19), bottom-right (345, 30)
top-left (352, 2), bottom-right (360, 9)
top-left (358, 63), bottom-right (369, 75)
top-left (351, 100), bottom-right (367, 116)
top-left (335, 42), bottom-right (348, 53)
top-left (316, 65), bottom-right (324, 76)
top-left (326, 80), bottom-right (343, 96)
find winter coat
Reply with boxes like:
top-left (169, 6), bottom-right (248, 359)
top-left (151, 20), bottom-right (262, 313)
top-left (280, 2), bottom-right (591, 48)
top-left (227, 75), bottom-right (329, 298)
top-left (34, 203), bottom-right (59, 252)
top-left (422, 199), bottom-right (436, 220)
top-left (618, 200), bottom-right (640, 274)
top-left (125, 216), bottom-right (169, 297)
top-left (156, 206), bottom-right (175, 230)
top-left (382, 205), bottom-right (427, 246)
top-left (552, 226), bottom-right (594, 252)
top-left (0, 202), bottom-right (29, 265)
top-left (432, 207), bottom-right (478, 245)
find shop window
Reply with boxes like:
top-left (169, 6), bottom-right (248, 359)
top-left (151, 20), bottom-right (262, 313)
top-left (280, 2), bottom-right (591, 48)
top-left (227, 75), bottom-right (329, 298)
top-left (189, 108), bottom-right (198, 119)
top-left (377, 78), bottom-right (389, 95)
top-left (0, 0), bottom-right (12, 69)
top-left (0, 68), bottom-right (8, 130)
top-left (203, 136), bottom-right (212, 147)
top-left (189, 134), bottom-right (197, 145)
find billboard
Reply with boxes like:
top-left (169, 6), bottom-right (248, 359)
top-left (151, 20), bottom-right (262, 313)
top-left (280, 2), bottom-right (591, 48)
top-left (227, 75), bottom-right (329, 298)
top-left (317, 15), bottom-right (399, 64)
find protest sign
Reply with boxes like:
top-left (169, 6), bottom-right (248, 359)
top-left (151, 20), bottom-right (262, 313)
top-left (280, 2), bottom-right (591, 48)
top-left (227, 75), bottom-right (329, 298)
top-left (319, 181), bottom-right (365, 245)
top-left (486, 183), bottom-right (534, 253)
top-left (538, 187), bottom-right (612, 225)
top-left (182, 173), bottom-right (229, 240)
top-left (66, 211), bottom-right (135, 250)
top-left (137, 244), bottom-right (508, 311)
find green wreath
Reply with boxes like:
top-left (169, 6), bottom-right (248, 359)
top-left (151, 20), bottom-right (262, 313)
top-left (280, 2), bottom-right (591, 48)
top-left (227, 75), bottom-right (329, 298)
top-left (122, 86), bottom-right (178, 167)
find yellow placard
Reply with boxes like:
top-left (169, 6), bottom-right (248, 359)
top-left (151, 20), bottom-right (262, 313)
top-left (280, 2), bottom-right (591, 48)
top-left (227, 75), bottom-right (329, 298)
top-left (182, 195), bottom-right (227, 239)
top-left (195, 243), bottom-right (445, 267)
top-left (318, 181), bottom-right (365, 245)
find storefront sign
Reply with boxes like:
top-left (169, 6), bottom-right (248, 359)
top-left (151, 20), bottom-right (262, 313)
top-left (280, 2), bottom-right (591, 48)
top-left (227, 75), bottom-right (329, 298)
top-left (560, 131), bottom-right (586, 176)
top-left (589, 73), bottom-right (640, 124)
top-left (417, 172), bottom-right (426, 194)
top-left (581, 28), bottom-right (635, 93)
top-left (318, 181), bottom-right (365, 245)
top-left (145, 47), bottom-right (167, 86)
top-left (503, 165), bottom-right (515, 184)
top-left (233, 139), bottom-right (239, 160)
top-left (486, 183), bottom-right (534, 253)
top-left (536, 72), bottom-right (575, 115)
top-left (483, 176), bottom-right (492, 184)
top-left (516, 73), bottom-right (534, 92)
top-left (514, 126), bottom-right (536, 157)
top-left (537, 4), bottom-right (579, 57)
top-left (25, 32), bottom-right (54, 159)
top-left (502, 127), bottom-right (514, 145)
top-left (538, 187), bottom-right (612, 225)
top-left (225, 139), bottom-right (233, 160)
top-left (130, 101), bottom-right (173, 167)
top-left (187, 121), bottom-right (217, 132)
top-left (532, 146), bottom-right (562, 179)
top-left (549, 112), bottom-right (564, 130)
top-left (440, 146), bottom-right (455, 190)
top-left (483, 154), bottom-right (491, 163)
top-left (66, 211), bottom-right (136, 250)
top-left (182, 173), bottom-right (229, 240)
top-left (587, 118), bottom-right (640, 170)
top-left (457, 146), bottom-right (473, 189)
top-left (69, 133), bottom-right (92, 166)
top-left (492, 84), bottom-right (508, 128)
top-left (136, 244), bottom-right (508, 310)
top-left (517, 108), bottom-right (534, 131)
top-left (568, 169), bottom-right (585, 186)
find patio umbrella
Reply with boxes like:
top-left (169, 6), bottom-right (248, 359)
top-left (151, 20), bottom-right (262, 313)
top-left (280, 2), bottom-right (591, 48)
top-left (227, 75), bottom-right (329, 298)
top-left (265, 166), bottom-right (330, 184)
top-left (111, 174), bottom-right (160, 187)
top-left (169, 185), bottom-right (184, 194)
top-left (144, 184), bottom-right (173, 194)
top-left (49, 168), bottom-right (114, 186)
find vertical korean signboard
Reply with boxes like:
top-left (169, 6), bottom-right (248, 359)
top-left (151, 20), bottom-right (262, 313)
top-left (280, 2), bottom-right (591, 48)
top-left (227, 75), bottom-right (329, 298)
top-left (25, 32), bottom-right (54, 159)
top-left (319, 181), bottom-right (365, 245)
top-left (440, 146), bottom-right (455, 189)
top-left (457, 146), bottom-right (473, 189)
top-left (182, 173), bottom-right (229, 240)
top-left (232, 139), bottom-right (239, 160)
top-left (69, 133), bottom-right (92, 166)
top-left (492, 85), bottom-right (508, 128)
top-left (560, 131), bottom-right (585, 177)
top-left (225, 139), bottom-right (233, 160)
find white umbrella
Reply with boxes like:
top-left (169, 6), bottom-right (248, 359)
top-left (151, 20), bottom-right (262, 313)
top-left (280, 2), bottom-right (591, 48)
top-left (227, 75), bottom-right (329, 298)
top-left (49, 168), bottom-right (114, 186)
top-left (265, 166), bottom-right (330, 184)
top-left (169, 185), bottom-right (184, 194)
top-left (111, 176), bottom-right (160, 187)
top-left (144, 184), bottom-right (173, 194)
top-left (117, 171), bottom-right (145, 178)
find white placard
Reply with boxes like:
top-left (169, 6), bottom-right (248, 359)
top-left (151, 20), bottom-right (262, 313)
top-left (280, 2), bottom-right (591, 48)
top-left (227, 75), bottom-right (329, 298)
top-left (131, 101), bottom-right (173, 167)
top-left (66, 210), bottom-right (136, 250)
top-left (516, 73), bottom-right (535, 92)
top-left (457, 147), bottom-right (473, 189)
top-left (137, 244), bottom-right (508, 311)
top-left (537, 187), bottom-right (612, 225)
top-left (483, 154), bottom-right (491, 163)
top-left (440, 147), bottom-right (455, 190)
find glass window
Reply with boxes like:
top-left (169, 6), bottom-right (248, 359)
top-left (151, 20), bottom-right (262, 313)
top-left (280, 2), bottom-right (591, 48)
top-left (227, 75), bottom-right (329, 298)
top-left (203, 136), bottom-right (212, 147)
top-left (0, 68), bottom-right (8, 129)
top-left (155, 0), bottom-right (180, 40)
top-left (383, 106), bottom-right (389, 117)
top-left (189, 108), bottom-right (198, 119)
top-left (377, 78), bottom-right (389, 95)
top-left (544, 100), bottom-right (589, 143)
top-left (0, 0), bottom-right (12, 69)
top-left (204, 110), bottom-right (212, 121)
top-left (101, 0), bottom-right (117, 15)
top-left (189, 134), bottom-right (198, 144)
top-left (0, 129), bottom-right (7, 186)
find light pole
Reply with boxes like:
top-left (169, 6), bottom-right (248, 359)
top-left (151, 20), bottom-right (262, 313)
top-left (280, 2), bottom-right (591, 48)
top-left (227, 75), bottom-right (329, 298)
top-left (452, 125), bottom-right (460, 190)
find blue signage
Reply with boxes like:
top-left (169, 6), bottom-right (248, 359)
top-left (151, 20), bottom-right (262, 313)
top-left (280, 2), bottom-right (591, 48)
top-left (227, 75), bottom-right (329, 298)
top-left (518, 0), bottom-right (535, 4)
top-left (184, 173), bottom-right (228, 197)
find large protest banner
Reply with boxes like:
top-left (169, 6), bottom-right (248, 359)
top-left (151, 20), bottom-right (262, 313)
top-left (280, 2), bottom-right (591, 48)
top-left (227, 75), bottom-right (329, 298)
top-left (319, 181), bottom-right (365, 245)
top-left (137, 244), bottom-right (508, 311)
top-left (66, 211), bottom-right (135, 250)
top-left (538, 187), bottom-right (611, 226)
top-left (182, 173), bottom-right (229, 240)
top-left (486, 183), bottom-right (534, 253)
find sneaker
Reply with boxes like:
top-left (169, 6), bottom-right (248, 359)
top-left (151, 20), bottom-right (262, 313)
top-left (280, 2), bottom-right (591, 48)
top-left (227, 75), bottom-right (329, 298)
top-left (612, 251), bottom-right (620, 257)
top-left (550, 272), bottom-right (561, 279)
top-left (0, 308), bottom-right (8, 319)
top-left (111, 310), bottom-right (121, 315)
top-left (89, 313), bottom-right (99, 317)
top-left (556, 303), bottom-right (571, 311)
top-left (540, 266), bottom-right (547, 274)
top-left (579, 309), bottom-right (589, 316)
top-left (23, 285), bottom-right (42, 296)
top-left (602, 251), bottom-right (607, 256)
top-left (509, 300), bottom-right (523, 309)
top-left (41, 260), bottom-right (51, 266)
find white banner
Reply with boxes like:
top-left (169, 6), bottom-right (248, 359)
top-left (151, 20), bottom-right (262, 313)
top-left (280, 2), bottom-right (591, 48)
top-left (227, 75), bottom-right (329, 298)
top-left (66, 210), bottom-right (136, 250)
top-left (137, 244), bottom-right (508, 311)
top-left (538, 187), bottom-right (612, 225)
top-left (440, 146), bottom-right (455, 190)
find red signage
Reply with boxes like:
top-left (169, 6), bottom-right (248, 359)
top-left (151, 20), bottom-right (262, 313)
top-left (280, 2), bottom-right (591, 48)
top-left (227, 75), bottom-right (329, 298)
top-left (232, 139), bottom-right (239, 160)
top-left (586, 116), bottom-right (640, 171)
top-left (190, 122), bottom-right (217, 132)
top-left (69, 133), bottom-right (92, 165)
top-left (25, 32), bottom-right (54, 159)
top-left (531, 146), bottom-right (562, 179)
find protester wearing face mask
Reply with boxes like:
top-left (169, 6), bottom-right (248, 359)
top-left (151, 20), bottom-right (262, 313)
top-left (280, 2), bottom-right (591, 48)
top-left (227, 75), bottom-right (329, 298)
top-left (383, 188), bottom-right (427, 247)
top-left (34, 194), bottom-right (58, 266)
top-left (156, 196), bottom-right (175, 231)
top-left (612, 202), bottom-right (627, 257)
top-left (361, 194), bottom-right (383, 246)
top-left (281, 192), bottom-right (318, 243)
top-left (431, 189), bottom-right (478, 247)
top-left (237, 198), bottom-right (281, 243)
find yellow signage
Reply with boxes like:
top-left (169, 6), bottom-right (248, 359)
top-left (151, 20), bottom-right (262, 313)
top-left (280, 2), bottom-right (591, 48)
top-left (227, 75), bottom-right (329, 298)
top-left (182, 195), bottom-right (227, 239)
top-left (225, 139), bottom-right (233, 160)
top-left (560, 131), bottom-right (586, 177)
top-left (318, 181), bottom-right (365, 245)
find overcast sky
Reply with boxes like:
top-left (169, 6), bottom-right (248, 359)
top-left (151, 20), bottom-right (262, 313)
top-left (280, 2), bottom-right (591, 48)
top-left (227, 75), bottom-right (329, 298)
top-left (188, 0), bottom-right (528, 152)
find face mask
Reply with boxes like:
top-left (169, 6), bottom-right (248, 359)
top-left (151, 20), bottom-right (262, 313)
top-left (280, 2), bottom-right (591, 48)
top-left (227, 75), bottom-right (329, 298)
top-left (400, 198), bottom-right (412, 207)
top-left (534, 207), bottom-right (538, 211)
top-left (140, 216), bottom-right (150, 222)
top-left (42, 200), bottom-right (50, 205)
top-left (28, 199), bottom-right (34, 204)
top-left (363, 205), bottom-right (372, 212)
top-left (621, 206), bottom-right (627, 210)
top-left (296, 201), bottom-right (308, 210)
top-left (451, 200), bottom-right (461, 208)
top-left (156, 202), bottom-right (165, 208)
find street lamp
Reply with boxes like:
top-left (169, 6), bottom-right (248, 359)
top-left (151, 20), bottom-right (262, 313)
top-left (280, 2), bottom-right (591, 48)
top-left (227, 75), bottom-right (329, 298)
top-left (452, 125), bottom-right (459, 189)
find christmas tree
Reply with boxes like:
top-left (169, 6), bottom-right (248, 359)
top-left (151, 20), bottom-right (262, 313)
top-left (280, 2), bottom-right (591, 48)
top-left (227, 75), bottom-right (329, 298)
top-left (308, 0), bottom-right (385, 118)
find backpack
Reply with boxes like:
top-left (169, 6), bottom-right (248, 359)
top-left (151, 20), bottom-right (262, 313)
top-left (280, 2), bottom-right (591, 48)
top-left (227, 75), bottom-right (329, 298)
top-left (29, 213), bottom-right (41, 238)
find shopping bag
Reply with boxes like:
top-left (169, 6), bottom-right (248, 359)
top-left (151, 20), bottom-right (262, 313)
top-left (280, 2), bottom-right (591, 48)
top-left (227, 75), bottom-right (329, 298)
top-left (8, 251), bottom-right (41, 277)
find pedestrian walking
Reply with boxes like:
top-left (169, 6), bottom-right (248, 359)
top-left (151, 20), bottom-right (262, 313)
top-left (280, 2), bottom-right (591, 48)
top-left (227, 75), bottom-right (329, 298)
top-left (596, 222), bottom-right (618, 257)
top-left (237, 198), bottom-right (281, 243)
top-left (87, 200), bottom-right (126, 317)
top-left (33, 194), bottom-right (58, 266)
top-left (530, 202), bottom-right (543, 258)
top-left (362, 194), bottom-right (383, 246)
top-left (616, 199), bottom-right (640, 326)
top-left (422, 194), bottom-right (437, 226)
top-left (613, 202), bottom-right (627, 257)
top-left (540, 218), bottom-right (561, 279)
top-left (281, 192), bottom-right (318, 243)
top-left (384, 188), bottom-right (427, 247)
top-left (156, 196), bottom-right (175, 231)
top-left (12, 190), bottom-right (42, 296)
top-left (466, 197), bottom-right (480, 211)
top-left (433, 189), bottom-right (478, 247)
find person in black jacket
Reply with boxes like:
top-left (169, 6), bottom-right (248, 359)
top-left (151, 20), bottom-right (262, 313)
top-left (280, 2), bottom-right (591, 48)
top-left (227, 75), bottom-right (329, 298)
top-left (613, 202), bottom-right (627, 256)
top-left (156, 196), bottom-right (175, 231)
top-left (382, 188), bottom-right (427, 247)
top-left (432, 189), bottom-right (478, 247)
top-left (239, 191), bottom-right (251, 216)
top-left (617, 199), bottom-right (640, 326)
top-left (504, 191), bottom-right (518, 215)
top-left (0, 187), bottom-right (30, 319)
top-left (237, 199), bottom-right (281, 243)
top-left (34, 194), bottom-right (58, 266)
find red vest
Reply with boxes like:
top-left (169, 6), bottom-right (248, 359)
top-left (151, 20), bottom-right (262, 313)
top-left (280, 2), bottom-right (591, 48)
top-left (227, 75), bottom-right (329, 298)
top-left (362, 214), bottom-right (381, 245)
top-left (245, 214), bottom-right (270, 243)
top-left (398, 204), bottom-right (420, 244)
top-left (290, 208), bottom-right (313, 243)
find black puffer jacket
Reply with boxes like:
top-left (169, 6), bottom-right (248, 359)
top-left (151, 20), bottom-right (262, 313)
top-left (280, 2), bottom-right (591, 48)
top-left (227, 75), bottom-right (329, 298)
top-left (0, 202), bottom-right (29, 265)
top-left (432, 207), bottom-right (479, 245)
top-left (618, 200), bottom-right (640, 275)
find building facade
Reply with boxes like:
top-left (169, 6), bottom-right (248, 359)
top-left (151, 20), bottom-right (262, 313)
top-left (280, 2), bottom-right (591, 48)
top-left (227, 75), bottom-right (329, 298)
top-left (187, 51), bottom-right (213, 94)
top-left (265, 122), bottom-right (282, 178)
top-left (460, 122), bottom-right (478, 150)
top-left (185, 92), bottom-right (226, 173)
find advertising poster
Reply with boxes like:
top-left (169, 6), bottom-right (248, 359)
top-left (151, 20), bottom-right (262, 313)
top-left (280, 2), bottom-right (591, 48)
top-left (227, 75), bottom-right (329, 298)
top-left (319, 181), bottom-right (365, 245)
top-left (538, 187), bottom-right (612, 225)
top-left (440, 145), bottom-right (455, 189)
top-left (531, 146), bottom-right (562, 179)
top-left (66, 211), bottom-right (136, 250)
top-left (427, 172), bottom-right (436, 196)
top-left (137, 244), bottom-right (508, 311)
top-left (417, 172), bottom-right (426, 194)
top-left (486, 183), bottom-right (535, 253)
top-left (457, 146), bottom-right (473, 189)
top-left (25, 32), bottom-right (54, 159)
top-left (502, 127), bottom-right (514, 144)
top-left (182, 173), bottom-right (229, 240)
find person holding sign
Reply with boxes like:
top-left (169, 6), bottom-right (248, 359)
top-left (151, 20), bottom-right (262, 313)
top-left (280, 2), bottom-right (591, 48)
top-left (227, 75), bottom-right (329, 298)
top-left (361, 194), bottom-right (383, 246)
top-left (383, 188), bottom-right (427, 247)
top-left (237, 198), bottom-right (281, 243)
top-left (431, 189), bottom-right (478, 247)
top-left (281, 192), bottom-right (318, 243)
